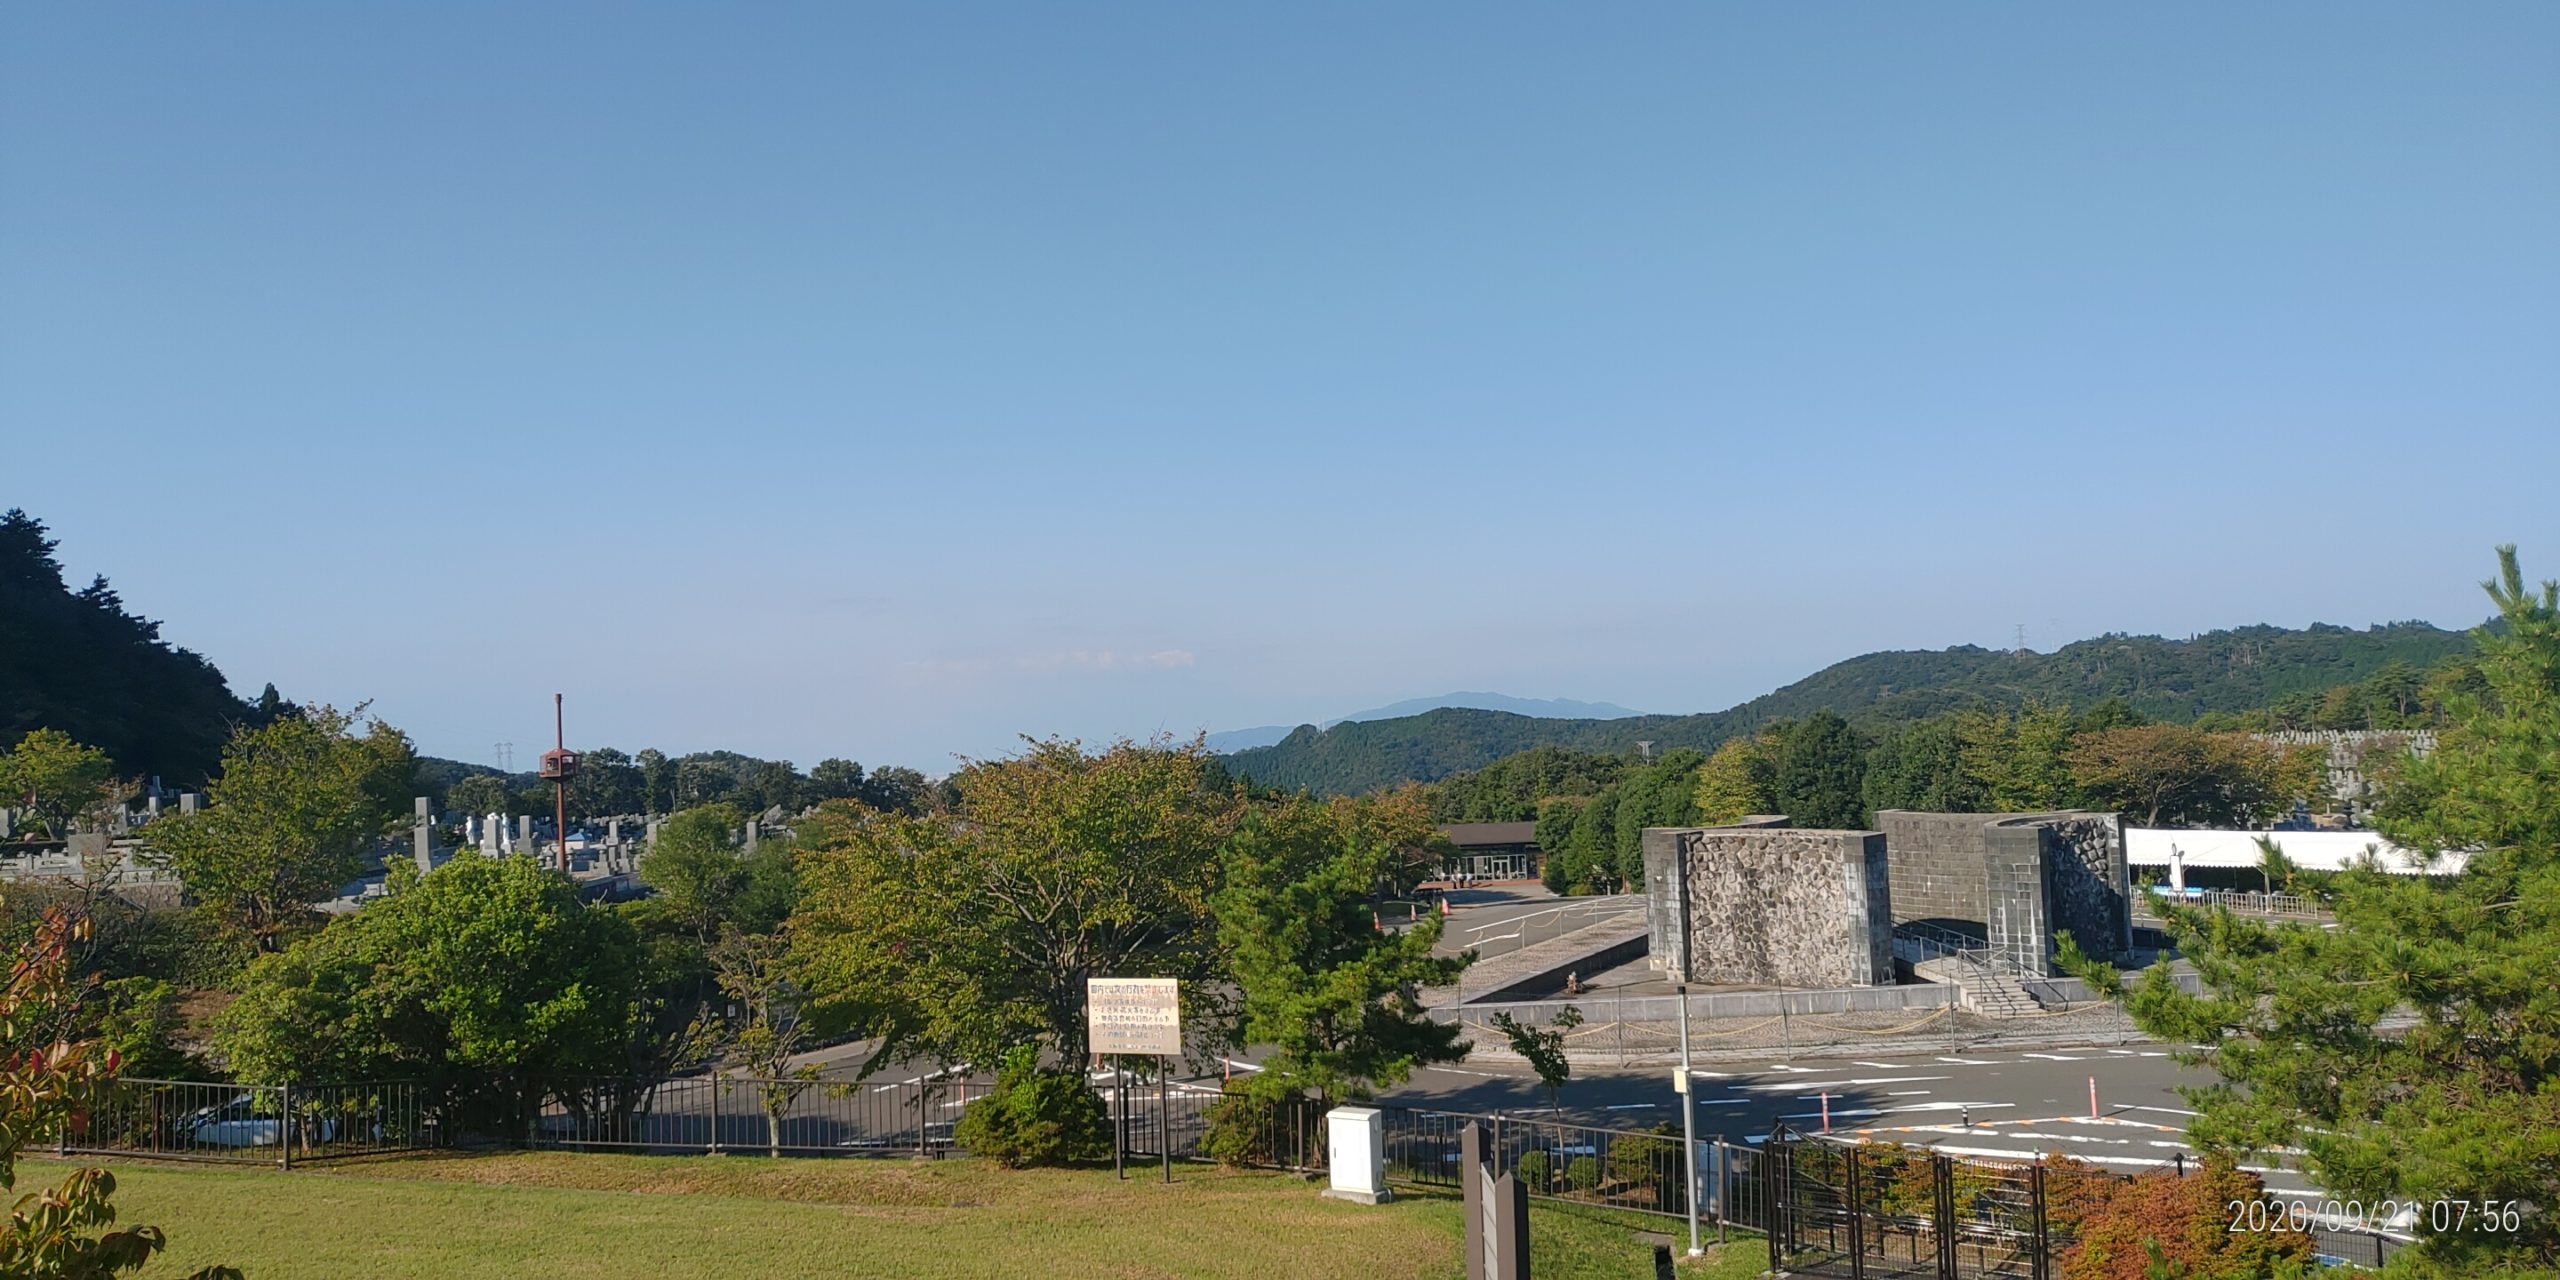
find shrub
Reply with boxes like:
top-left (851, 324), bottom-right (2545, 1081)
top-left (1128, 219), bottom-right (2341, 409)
top-left (1199, 1085), bottom-right (1285, 1167)
top-left (1515, 1149), bottom-right (1552, 1192)
top-left (1607, 1125), bottom-right (1679, 1189)
top-left (953, 1046), bottom-right (1112, 1168)
top-left (1565, 1155), bottom-right (1603, 1193)
top-left (2052, 1158), bottom-right (2316, 1280)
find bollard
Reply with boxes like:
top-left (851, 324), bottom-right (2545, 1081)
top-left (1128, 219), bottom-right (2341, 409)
top-left (2089, 1075), bottom-right (2098, 1119)
top-left (1820, 1092), bottom-right (1831, 1133)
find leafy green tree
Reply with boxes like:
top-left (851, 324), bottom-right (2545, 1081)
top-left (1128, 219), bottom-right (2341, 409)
top-left (1213, 799), bottom-right (1470, 1107)
top-left (707, 927), bottom-right (819, 1157)
top-left (215, 853), bottom-right (642, 1136)
top-left (1692, 734), bottom-right (1777, 824)
top-left (794, 737), bottom-right (1241, 1068)
top-left (637, 804), bottom-right (791, 943)
top-left (1490, 1006), bottom-right (1581, 1112)
top-left (0, 906), bottom-right (241, 1280)
top-left (2065, 725), bottom-right (2309, 828)
top-left (858, 765), bottom-right (930, 815)
top-left (1772, 711), bottom-right (1869, 828)
top-left (807, 758), bottom-right (866, 803)
top-left (0, 729), bottom-right (115, 839)
top-left (1606, 747), bottom-right (1705, 885)
top-left (2064, 548), bottom-right (2560, 1275)
top-left (445, 772), bottom-right (511, 820)
top-left (1958, 702), bottom-right (2078, 811)
top-left (1861, 715), bottom-right (1981, 815)
top-left (636, 748), bottom-right (674, 813)
top-left (143, 705), bottom-right (415, 951)
top-left (564, 747), bottom-right (644, 818)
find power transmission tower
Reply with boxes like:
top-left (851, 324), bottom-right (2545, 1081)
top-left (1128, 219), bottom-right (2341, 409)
top-left (496, 741), bottom-right (514, 772)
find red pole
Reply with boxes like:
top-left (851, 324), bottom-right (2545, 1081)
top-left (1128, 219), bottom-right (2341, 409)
top-left (2088, 1076), bottom-right (2098, 1119)
top-left (1820, 1092), bottom-right (1831, 1133)
top-left (554, 694), bottom-right (569, 873)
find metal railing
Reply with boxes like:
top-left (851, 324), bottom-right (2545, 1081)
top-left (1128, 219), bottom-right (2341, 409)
top-left (537, 1071), bottom-right (984, 1157)
top-left (1453, 895), bottom-right (1645, 959)
top-left (2135, 886), bottom-right (2323, 919)
top-left (61, 1079), bottom-right (438, 1166)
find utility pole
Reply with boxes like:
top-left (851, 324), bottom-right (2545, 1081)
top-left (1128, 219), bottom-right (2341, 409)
top-left (537, 696), bottom-right (580, 873)
top-left (1677, 981), bottom-right (1701, 1257)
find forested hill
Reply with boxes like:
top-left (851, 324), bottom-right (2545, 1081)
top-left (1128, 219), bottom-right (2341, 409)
top-left (1, 510), bottom-right (252, 785)
top-left (1223, 621), bottom-right (2475, 794)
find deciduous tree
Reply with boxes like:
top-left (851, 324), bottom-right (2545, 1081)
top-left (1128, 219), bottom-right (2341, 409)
top-left (215, 854), bottom-right (642, 1136)
top-left (142, 706), bottom-right (414, 950)
top-left (793, 737), bottom-right (1241, 1068)
top-left (0, 730), bottom-right (115, 840)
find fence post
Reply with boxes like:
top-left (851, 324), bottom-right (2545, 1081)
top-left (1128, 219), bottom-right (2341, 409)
top-left (1933, 1155), bottom-right (1958, 1279)
top-left (707, 1074), bottom-right (722, 1156)
top-left (2030, 1162), bottom-right (2051, 1280)
top-left (918, 1077), bottom-right (932, 1158)
top-left (1843, 1146), bottom-right (1866, 1280)
top-left (278, 1082), bottom-right (293, 1171)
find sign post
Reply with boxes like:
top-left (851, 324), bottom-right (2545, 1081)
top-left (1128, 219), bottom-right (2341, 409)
top-left (1087, 977), bottom-right (1183, 1185)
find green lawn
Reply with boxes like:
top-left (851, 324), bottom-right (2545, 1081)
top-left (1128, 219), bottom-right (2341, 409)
top-left (28, 1153), bottom-right (1767, 1280)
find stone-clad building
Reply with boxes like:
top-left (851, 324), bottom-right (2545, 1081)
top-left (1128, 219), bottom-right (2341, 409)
top-left (1873, 810), bottom-right (2129, 977)
top-left (1640, 822), bottom-right (1894, 988)
top-left (1638, 808), bottom-right (2131, 989)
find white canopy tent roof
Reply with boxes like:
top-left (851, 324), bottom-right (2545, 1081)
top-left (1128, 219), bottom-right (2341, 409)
top-left (2126, 828), bottom-right (2466, 876)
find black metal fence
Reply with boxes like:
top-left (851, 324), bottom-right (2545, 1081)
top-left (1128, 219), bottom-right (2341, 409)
top-left (533, 1072), bottom-right (985, 1157)
top-left (62, 1078), bottom-right (439, 1167)
top-left (1768, 1130), bottom-right (2048, 1279)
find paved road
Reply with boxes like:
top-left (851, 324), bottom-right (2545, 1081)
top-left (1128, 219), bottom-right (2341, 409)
top-left (1352, 1043), bottom-right (2331, 1201)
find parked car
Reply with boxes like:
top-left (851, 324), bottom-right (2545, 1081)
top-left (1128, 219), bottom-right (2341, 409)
top-left (178, 1093), bottom-right (337, 1148)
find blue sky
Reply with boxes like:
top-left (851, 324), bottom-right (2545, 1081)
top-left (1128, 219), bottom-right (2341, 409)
top-left (5, 4), bottom-right (2555, 771)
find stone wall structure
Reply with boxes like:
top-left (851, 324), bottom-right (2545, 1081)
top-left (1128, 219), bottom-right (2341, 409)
top-left (1875, 810), bottom-right (2130, 976)
top-left (1642, 814), bottom-right (1788, 977)
top-left (1641, 825), bottom-right (1893, 988)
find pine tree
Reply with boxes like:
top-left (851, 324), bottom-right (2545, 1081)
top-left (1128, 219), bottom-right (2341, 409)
top-left (2064, 547), bottom-right (2560, 1275)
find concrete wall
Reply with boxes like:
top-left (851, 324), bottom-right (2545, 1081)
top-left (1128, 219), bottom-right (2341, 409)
top-left (1651, 826), bottom-right (1893, 988)
top-left (1874, 811), bottom-right (1994, 930)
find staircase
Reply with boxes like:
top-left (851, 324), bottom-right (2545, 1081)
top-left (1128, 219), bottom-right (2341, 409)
top-left (1913, 955), bottom-right (2045, 1019)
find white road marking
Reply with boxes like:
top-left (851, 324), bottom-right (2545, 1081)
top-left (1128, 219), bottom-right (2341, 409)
top-left (1886, 1090), bottom-right (1933, 1097)
top-left (1738, 1075), bottom-right (1949, 1092)
top-left (2021, 1053), bottom-right (2086, 1061)
top-left (1936, 1056), bottom-right (1999, 1065)
top-left (2127, 1105), bottom-right (2201, 1117)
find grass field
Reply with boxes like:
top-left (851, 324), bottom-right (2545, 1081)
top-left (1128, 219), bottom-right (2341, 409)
top-left (29, 1153), bottom-right (1768, 1279)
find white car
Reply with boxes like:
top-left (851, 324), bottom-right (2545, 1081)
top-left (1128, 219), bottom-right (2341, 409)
top-left (179, 1093), bottom-right (336, 1148)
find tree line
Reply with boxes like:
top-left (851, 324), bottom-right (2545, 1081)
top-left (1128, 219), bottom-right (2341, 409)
top-left (1228, 619), bottom-right (2477, 796)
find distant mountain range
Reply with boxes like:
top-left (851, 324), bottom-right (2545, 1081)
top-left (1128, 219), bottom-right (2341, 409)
top-left (1201, 692), bottom-right (1642, 753)
top-left (1221, 622), bottom-right (2476, 795)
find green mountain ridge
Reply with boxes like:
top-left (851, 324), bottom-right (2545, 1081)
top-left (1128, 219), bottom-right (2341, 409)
top-left (1224, 620), bottom-right (2477, 795)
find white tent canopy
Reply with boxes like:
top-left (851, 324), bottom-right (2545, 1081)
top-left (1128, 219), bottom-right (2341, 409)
top-left (2126, 828), bottom-right (2466, 877)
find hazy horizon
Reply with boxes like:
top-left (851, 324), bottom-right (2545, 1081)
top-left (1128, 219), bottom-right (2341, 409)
top-left (7, 4), bottom-right (2554, 770)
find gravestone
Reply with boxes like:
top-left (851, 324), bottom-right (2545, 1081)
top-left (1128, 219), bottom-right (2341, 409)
top-left (178, 793), bottom-right (198, 815)
top-left (413, 797), bottom-right (435, 874)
